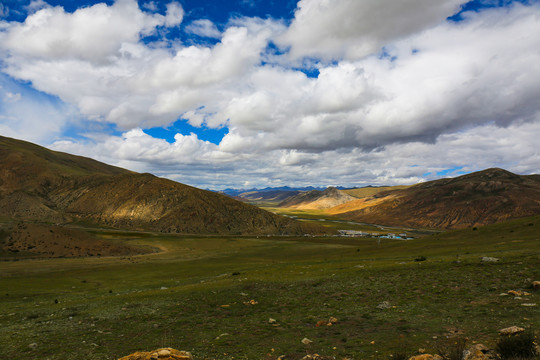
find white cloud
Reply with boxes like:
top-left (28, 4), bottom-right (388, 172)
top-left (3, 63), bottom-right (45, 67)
top-left (0, 0), bottom-right (180, 64)
top-left (164, 2), bottom-right (183, 27)
top-left (2, 0), bottom-right (540, 188)
top-left (185, 19), bottom-right (221, 38)
top-left (276, 0), bottom-right (466, 61)
top-left (25, 0), bottom-right (50, 14)
top-left (0, 74), bottom-right (76, 144)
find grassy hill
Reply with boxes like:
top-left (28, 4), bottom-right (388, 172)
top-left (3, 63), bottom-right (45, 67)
top-left (0, 136), bottom-right (331, 244)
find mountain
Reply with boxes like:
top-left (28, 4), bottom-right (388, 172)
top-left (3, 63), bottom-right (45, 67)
top-left (279, 187), bottom-right (357, 210)
top-left (0, 136), bottom-right (331, 236)
top-left (219, 186), bottom-right (324, 197)
top-left (328, 168), bottom-right (540, 229)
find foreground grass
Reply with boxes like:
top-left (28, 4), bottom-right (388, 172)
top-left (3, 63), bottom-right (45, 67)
top-left (0, 217), bottom-right (539, 360)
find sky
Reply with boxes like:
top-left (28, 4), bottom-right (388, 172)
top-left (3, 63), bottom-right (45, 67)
top-left (1, 0), bottom-right (539, 190)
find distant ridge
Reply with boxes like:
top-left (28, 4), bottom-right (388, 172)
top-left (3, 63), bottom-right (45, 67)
top-left (329, 168), bottom-right (540, 229)
top-left (0, 136), bottom-right (331, 236)
top-left (279, 187), bottom-right (357, 210)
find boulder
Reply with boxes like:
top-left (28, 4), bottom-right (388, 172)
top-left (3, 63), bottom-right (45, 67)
top-left (376, 301), bottom-right (392, 310)
top-left (408, 354), bottom-right (442, 360)
top-left (481, 257), bottom-right (499, 262)
top-left (118, 348), bottom-right (192, 360)
top-left (499, 326), bottom-right (525, 336)
top-left (463, 344), bottom-right (497, 360)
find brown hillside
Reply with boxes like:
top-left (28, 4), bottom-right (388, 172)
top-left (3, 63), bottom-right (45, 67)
top-left (332, 168), bottom-right (540, 229)
top-left (279, 187), bottom-right (356, 210)
top-left (0, 136), bottom-right (331, 237)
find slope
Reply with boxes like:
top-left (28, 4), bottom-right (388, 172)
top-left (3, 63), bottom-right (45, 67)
top-left (331, 168), bottom-right (540, 229)
top-left (278, 187), bottom-right (357, 210)
top-left (0, 136), bottom-right (330, 236)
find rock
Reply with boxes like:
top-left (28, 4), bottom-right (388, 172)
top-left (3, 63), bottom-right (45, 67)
top-left (269, 318), bottom-right (277, 324)
top-left (521, 303), bottom-right (537, 307)
top-left (328, 316), bottom-right (338, 324)
top-left (499, 326), bottom-right (525, 336)
top-left (28, 343), bottom-right (38, 350)
top-left (301, 354), bottom-right (323, 360)
top-left (463, 344), bottom-right (497, 360)
top-left (118, 348), bottom-right (192, 360)
top-left (533, 281), bottom-right (540, 290)
top-left (481, 257), bottom-right (499, 262)
top-left (408, 354), bottom-right (442, 360)
top-left (301, 337), bottom-right (313, 345)
top-left (315, 320), bottom-right (327, 327)
top-left (158, 349), bottom-right (171, 357)
top-left (508, 290), bottom-right (523, 296)
top-left (376, 301), bottom-right (392, 309)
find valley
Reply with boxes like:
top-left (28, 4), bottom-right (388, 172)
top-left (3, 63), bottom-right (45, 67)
top-left (1, 136), bottom-right (539, 360)
top-left (1, 216), bottom-right (539, 359)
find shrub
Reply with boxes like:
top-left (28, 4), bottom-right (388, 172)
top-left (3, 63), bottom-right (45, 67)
top-left (415, 256), bottom-right (427, 262)
top-left (437, 337), bottom-right (467, 360)
top-left (496, 330), bottom-right (537, 360)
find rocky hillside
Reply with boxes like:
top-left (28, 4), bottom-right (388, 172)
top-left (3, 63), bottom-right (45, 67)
top-left (331, 168), bottom-right (540, 229)
top-left (0, 136), bottom-right (330, 236)
top-left (279, 187), bottom-right (357, 210)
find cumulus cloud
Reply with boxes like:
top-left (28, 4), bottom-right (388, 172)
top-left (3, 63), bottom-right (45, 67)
top-left (0, 74), bottom-right (76, 144)
top-left (0, 0), bottom-right (180, 64)
top-left (185, 19), bottom-right (221, 38)
top-left (276, 0), bottom-right (466, 61)
top-left (2, 0), bottom-right (540, 188)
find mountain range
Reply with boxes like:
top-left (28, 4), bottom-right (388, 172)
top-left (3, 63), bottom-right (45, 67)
top-left (274, 168), bottom-right (540, 229)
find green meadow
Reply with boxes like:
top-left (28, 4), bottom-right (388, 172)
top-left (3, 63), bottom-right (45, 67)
top-left (1, 216), bottom-right (539, 360)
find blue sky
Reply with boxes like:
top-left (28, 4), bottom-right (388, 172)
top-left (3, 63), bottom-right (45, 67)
top-left (1, 0), bottom-right (540, 189)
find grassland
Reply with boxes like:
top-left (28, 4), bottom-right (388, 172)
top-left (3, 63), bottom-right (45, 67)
top-left (263, 207), bottom-right (433, 237)
top-left (1, 216), bottom-right (539, 360)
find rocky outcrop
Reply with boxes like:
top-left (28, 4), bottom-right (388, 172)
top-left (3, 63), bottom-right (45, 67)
top-left (118, 348), bottom-right (192, 360)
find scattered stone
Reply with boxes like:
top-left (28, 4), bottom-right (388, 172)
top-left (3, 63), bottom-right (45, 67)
top-left (481, 257), bottom-right (499, 262)
top-left (301, 337), bottom-right (313, 345)
top-left (499, 326), bottom-right (525, 336)
top-left (315, 320), bottom-right (327, 327)
top-left (377, 301), bottom-right (392, 310)
top-left (243, 299), bottom-right (258, 305)
top-left (301, 354), bottom-right (323, 360)
top-left (521, 303), bottom-right (537, 307)
top-left (269, 318), bottom-right (277, 324)
top-left (499, 293), bottom-right (509, 296)
top-left (157, 349), bottom-right (171, 357)
top-left (408, 354), bottom-right (442, 360)
top-left (277, 356), bottom-right (286, 360)
top-left (508, 290), bottom-right (523, 296)
top-left (28, 343), bottom-right (38, 350)
top-left (533, 281), bottom-right (540, 290)
top-left (328, 316), bottom-right (338, 324)
top-left (118, 348), bottom-right (192, 360)
top-left (160, 287), bottom-right (168, 290)
top-left (463, 344), bottom-right (498, 360)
